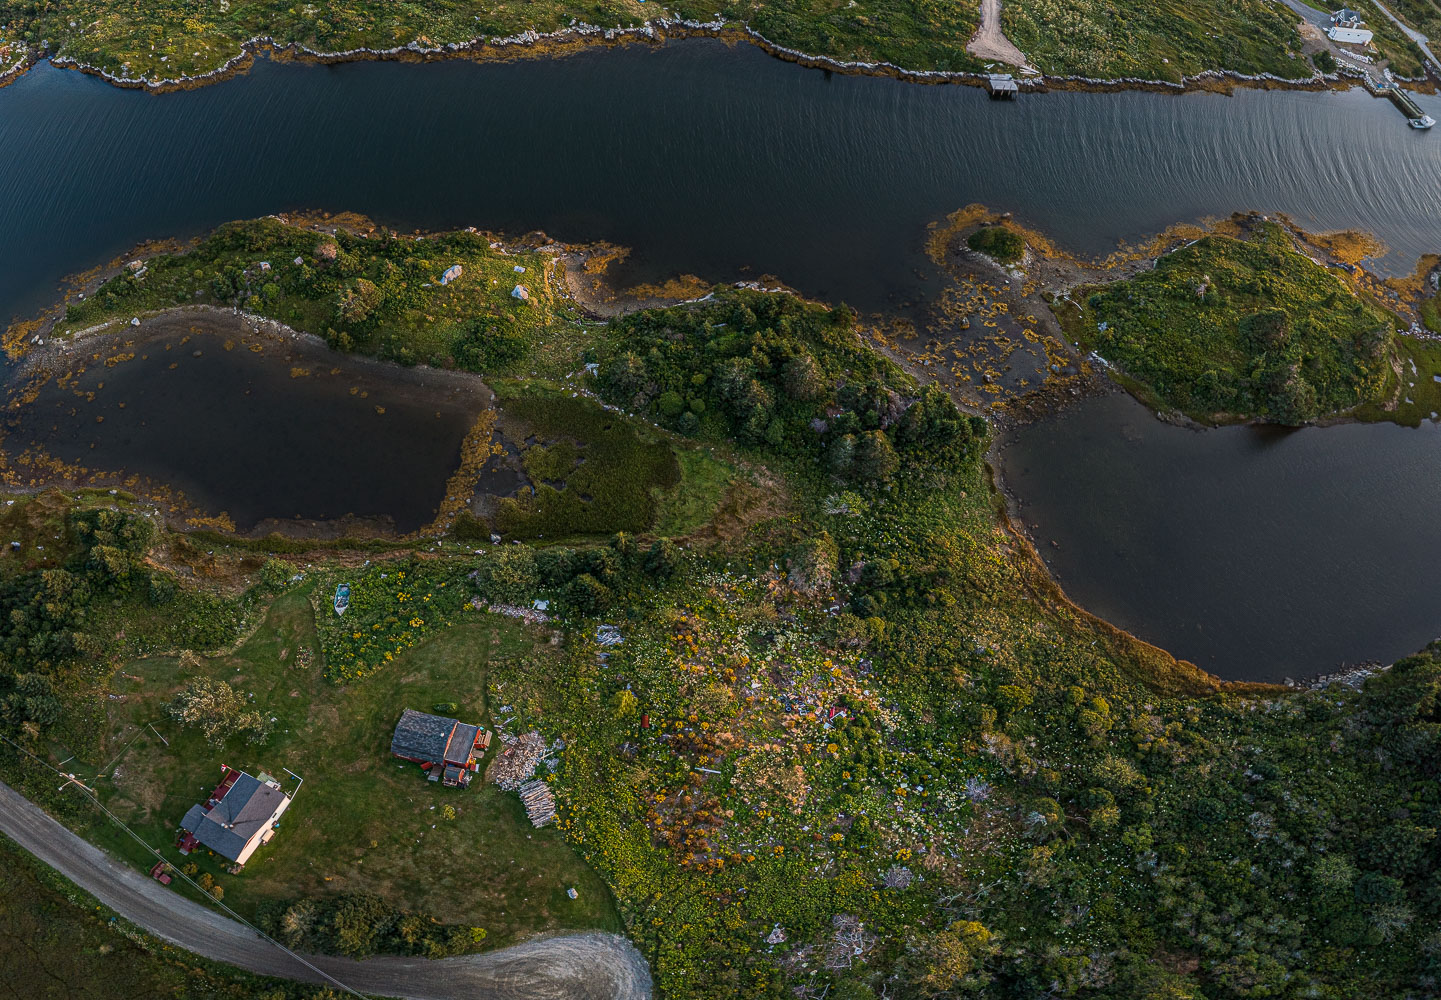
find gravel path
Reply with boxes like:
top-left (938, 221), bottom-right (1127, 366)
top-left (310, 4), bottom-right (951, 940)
top-left (1369, 0), bottom-right (1441, 72)
top-left (0, 779), bottom-right (651, 1000)
top-left (966, 0), bottom-right (1032, 69)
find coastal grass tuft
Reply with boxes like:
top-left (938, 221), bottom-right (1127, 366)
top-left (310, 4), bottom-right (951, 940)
top-left (967, 224), bottom-right (1025, 264)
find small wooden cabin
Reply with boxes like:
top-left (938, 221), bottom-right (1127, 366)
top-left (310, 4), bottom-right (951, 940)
top-left (390, 708), bottom-right (491, 787)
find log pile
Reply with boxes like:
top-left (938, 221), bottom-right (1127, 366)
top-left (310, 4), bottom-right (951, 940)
top-left (489, 731), bottom-right (549, 790)
top-left (518, 779), bottom-right (557, 827)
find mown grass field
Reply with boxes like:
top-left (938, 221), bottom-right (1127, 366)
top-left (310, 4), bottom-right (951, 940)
top-left (87, 586), bottom-right (620, 948)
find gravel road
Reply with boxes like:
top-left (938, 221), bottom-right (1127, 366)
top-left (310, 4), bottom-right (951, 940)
top-left (0, 779), bottom-right (651, 1000)
top-left (966, 0), bottom-right (1032, 68)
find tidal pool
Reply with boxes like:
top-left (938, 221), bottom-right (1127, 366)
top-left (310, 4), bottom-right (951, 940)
top-left (2, 312), bottom-right (492, 533)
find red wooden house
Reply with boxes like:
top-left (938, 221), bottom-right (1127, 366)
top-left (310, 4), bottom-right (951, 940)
top-left (390, 708), bottom-right (491, 787)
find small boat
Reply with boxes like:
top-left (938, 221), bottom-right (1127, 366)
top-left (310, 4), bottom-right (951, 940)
top-left (334, 583), bottom-right (351, 616)
top-left (1410, 115), bottom-right (1435, 130)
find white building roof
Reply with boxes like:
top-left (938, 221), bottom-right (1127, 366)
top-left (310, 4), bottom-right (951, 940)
top-left (1328, 25), bottom-right (1373, 44)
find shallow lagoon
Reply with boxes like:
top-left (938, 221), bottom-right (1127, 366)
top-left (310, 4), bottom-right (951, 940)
top-left (1000, 392), bottom-right (1441, 681)
top-left (2, 313), bottom-right (490, 533)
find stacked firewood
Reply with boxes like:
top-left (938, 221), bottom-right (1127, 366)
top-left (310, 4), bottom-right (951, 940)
top-left (518, 779), bottom-right (557, 827)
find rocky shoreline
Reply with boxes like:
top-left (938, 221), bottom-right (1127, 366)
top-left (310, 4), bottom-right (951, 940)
top-left (11, 17), bottom-right (1434, 98)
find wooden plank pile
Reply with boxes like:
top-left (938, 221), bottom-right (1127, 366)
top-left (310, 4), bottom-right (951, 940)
top-left (490, 731), bottom-right (549, 790)
top-left (518, 779), bottom-right (557, 827)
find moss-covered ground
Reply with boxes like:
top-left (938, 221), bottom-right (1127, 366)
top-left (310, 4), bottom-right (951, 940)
top-left (1054, 222), bottom-right (1398, 424)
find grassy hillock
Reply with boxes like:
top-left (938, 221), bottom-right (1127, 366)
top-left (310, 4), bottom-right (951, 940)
top-left (0, 0), bottom-right (1327, 85)
top-left (2, 243), bottom-right (1438, 999)
top-left (967, 223), bottom-right (1026, 264)
top-left (56, 217), bottom-right (585, 376)
top-left (1057, 223), bottom-right (1396, 424)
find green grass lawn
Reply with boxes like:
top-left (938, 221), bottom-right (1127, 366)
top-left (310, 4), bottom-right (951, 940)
top-left (87, 587), bottom-right (619, 948)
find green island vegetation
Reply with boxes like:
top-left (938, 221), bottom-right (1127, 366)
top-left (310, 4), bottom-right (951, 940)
top-left (6, 0), bottom-right (1423, 89)
top-left (966, 224), bottom-right (1026, 265)
top-left (57, 217), bottom-right (588, 378)
top-left (2, 237), bottom-right (1440, 999)
top-left (1053, 223), bottom-right (1398, 424)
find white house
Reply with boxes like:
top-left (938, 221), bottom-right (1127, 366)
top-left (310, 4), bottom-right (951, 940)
top-left (178, 769), bottom-right (292, 866)
top-left (1328, 25), bottom-right (1374, 44)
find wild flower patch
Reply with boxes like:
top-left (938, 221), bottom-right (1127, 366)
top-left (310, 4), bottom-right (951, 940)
top-left (312, 559), bottom-right (476, 681)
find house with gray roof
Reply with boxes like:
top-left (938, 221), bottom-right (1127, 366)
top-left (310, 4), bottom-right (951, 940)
top-left (177, 768), bottom-right (292, 866)
top-left (390, 708), bottom-right (490, 787)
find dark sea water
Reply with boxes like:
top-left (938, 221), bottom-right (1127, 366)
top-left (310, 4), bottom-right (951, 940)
top-left (1, 41), bottom-right (1438, 325)
top-left (1000, 393), bottom-right (1441, 681)
top-left (2, 42), bottom-right (1440, 677)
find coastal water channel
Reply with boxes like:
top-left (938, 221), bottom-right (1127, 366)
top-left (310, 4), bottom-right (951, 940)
top-left (2, 41), bottom-right (1440, 678)
top-left (2, 41), bottom-right (1439, 323)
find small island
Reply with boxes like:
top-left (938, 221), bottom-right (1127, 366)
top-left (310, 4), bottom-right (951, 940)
top-left (1052, 222), bottom-right (1398, 424)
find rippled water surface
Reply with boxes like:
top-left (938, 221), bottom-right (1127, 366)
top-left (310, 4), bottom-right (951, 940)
top-left (2, 42), bottom-right (1438, 324)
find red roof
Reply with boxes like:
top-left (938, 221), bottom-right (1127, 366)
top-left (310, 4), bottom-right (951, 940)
top-left (208, 767), bottom-right (240, 807)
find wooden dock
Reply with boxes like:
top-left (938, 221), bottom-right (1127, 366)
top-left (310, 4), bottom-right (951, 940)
top-left (986, 74), bottom-right (1019, 100)
top-left (1363, 73), bottom-right (1433, 125)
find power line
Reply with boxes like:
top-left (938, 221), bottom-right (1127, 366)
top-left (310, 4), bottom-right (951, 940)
top-left (0, 731), bottom-right (373, 1000)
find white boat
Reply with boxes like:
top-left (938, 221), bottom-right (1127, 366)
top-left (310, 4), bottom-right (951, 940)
top-left (334, 582), bottom-right (351, 616)
top-left (1410, 115), bottom-right (1435, 130)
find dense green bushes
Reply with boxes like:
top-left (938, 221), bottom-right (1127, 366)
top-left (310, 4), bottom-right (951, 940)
top-left (966, 225), bottom-right (1025, 264)
top-left (257, 892), bottom-right (482, 959)
top-left (1064, 224), bottom-right (1395, 423)
top-left (596, 290), bottom-right (984, 482)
